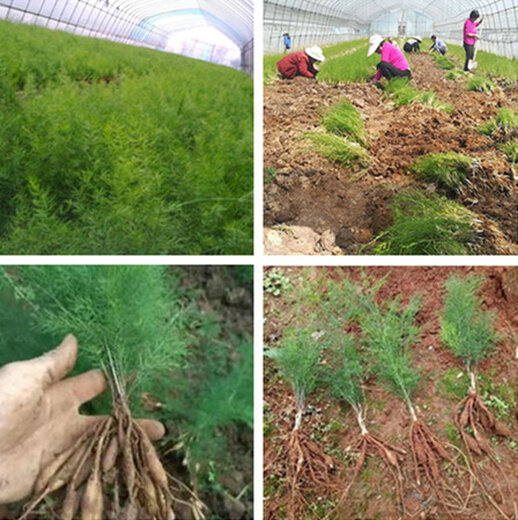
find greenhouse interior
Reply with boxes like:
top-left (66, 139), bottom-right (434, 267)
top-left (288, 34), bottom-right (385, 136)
top-left (264, 0), bottom-right (518, 257)
top-left (2, 0), bottom-right (254, 71)
top-left (0, 0), bottom-right (253, 255)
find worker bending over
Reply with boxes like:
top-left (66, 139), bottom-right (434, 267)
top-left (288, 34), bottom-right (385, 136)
top-left (368, 34), bottom-right (411, 83)
top-left (404, 37), bottom-right (422, 53)
top-left (430, 35), bottom-right (448, 55)
top-left (276, 46), bottom-right (325, 80)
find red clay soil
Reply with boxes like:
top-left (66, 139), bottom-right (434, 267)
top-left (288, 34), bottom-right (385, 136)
top-left (264, 53), bottom-right (518, 255)
top-left (264, 266), bottom-right (518, 520)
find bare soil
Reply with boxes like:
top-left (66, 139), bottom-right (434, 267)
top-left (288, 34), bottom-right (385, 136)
top-left (264, 53), bottom-right (518, 255)
top-left (264, 266), bottom-right (518, 519)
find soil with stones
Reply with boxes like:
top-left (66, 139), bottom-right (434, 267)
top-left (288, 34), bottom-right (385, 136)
top-left (264, 53), bottom-right (518, 255)
top-left (264, 266), bottom-right (518, 519)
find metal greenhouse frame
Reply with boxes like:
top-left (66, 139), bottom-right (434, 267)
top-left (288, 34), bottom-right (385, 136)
top-left (264, 0), bottom-right (518, 59)
top-left (0, 0), bottom-right (254, 72)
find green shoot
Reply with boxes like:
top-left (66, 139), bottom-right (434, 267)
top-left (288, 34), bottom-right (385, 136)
top-left (326, 335), bottom-right (364, 409)
top-left (502, 140), bottom-right (518, 163)
top-left (266, 326), bottom-right (322, 420)
top-left (373, 189), bottom-right (476, 255)
top-left (432, 54), bottom-right (455, 70)
top-left (440, 275), bottom-right (497, 382)
top-left (0, 266), bottom-right (185, 412)
top-left (409, 152), bottom-right (476, 191)
top-left (384, 78), bottom-right (453, 112)
top-left (479, 106), bottom-right (518, 136)
top-left (307, 133), bottom-right (369, 167)
top-left (360, 297), bottom-right (422, 418)
top-left (466, 76), bottom-right (496, 93)
top-left (322, 100), bottom-right (368, 146)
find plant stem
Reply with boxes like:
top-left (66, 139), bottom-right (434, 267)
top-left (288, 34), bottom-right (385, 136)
top-left (353, 404), bottom-right (369, 435)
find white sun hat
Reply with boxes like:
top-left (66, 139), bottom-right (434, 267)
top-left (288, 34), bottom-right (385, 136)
top-left (367, 34), bottom-right (384, 56)
top-left (305, 46), bottom-right (326, 62)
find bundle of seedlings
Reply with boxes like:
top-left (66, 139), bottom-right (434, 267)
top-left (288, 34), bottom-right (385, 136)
top-left (440, 274), bottom-right (516, 519)
top-left (0, 266), bottom-right (204, 520)
top-left (360, 296), bottom-right (465, 518)
top-left (325, 335), bottom-right (406, 516)
top-left (265, 325), bottom-right (337, 520)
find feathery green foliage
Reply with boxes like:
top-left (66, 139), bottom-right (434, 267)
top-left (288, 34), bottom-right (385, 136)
top-left (267, 326), bottom-right (322, 409)
top-left (0, 20), bottom-right (252, 254)
top-left (373, 189), bottom-right (476, 255)
top-left (322, 100), bottom-right (368, 146)
top-left (360, 297), bottom-right (422, 402)
top-left (445, 44), bottom-right (518, 81)
top-left (167, 339), bottom-right (253, 471)
top-left (466, 75), bottom-right (496, 93)
top-left (307, 133), bottom-right (369, 167)
top-left (318, 44), bottom-right (378, 84)
top-left (445, 70), bottom-right (462, 81)
top-left (440, 275), bottom-right (497, 366)
top-left (479, 106), bottom-right (518, 136)
top-left (502, 140), bottom-right (518, 163)
top-left (322, 271), bottom-right (383, 327)
top-left (409, 152), bottom-right (475, 191)
top-left (432, 54), bottom-right (455, 70)
top-left (263, 39), bottom-right (365, 83)
top-left (326, 335), bottom-right (365, 407)
top-left (0, 266), bottom-right (185, 412)
top-left (384, 78), bottom-right (453, 112)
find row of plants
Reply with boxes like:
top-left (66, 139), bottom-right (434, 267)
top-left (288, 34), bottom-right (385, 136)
top-left (0, 265), bottom-right (253, 519)
top-left (265, 271), bottom-right (516, 519)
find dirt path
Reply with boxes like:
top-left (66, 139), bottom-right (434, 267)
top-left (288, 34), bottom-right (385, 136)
top-left (264, 266), bottom-right (518, 519)
top-left (264, 53), bottom-right (518, 255)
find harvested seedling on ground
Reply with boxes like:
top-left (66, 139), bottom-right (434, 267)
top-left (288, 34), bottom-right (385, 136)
top-left (440, 274), bottom-right (516, 519)
top-left (409, 152), bottom-right (477, 192)
top-left (361, 296), bottom-right (465, 518)
top-left (265, 326), bottom-right (337, 520)
top-left (325, 335), bottom-right (406, 517)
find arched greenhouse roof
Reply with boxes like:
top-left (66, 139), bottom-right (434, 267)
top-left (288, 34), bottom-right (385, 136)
top-left (0, 0), bottom-right (254, 72)
top-left (265, 0), bottom-right (518, 58)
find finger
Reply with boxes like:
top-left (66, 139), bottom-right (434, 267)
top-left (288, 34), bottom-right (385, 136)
top-left (50, 369), bottom-right (107, 408)
top-left (136, 419), bottom-right (166, 441)
top-left (75, 415), bottom-right (165, 441)
top-left (25, 335), bottom-right (78, 388)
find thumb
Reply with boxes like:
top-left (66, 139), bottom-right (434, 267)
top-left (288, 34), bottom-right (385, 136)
top-left (25, 335), bottom-right (78, 388)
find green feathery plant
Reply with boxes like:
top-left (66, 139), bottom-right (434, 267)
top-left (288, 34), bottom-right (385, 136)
top-left (326, 335), bottom-right (367, 432)
top-left (266, 326), bottom-right (322, 428)
top-left (466, 76), bottom-right (496, 93)
top-left (432, 54), bottom-right (455, 70)
top-left (502, 140), bottom-right (518, 164)
top-left (0, 265), bottom-right (185, 414)
top-left (372, 189), bottom-right (476, 255)
top-left (322, 100), bottom-right (368, 147)
top-left (409, 152), bottom-right (476, 192)
top-left (307, 132), bottom-right (369, 168)
top-left (479, 106), bottom-right (518, 136)
top-left (360, 297), bottom-right (422, 419)
top-left (440, 275), bottom-right (497, 388)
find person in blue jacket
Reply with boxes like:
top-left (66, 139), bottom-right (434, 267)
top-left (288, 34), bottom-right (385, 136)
top-left (283, 33), bottom-right (292, 52)
top-left (430, 35), bottom-right (448, 55)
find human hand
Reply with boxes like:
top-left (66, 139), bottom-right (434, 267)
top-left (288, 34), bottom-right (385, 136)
top-left (0, 335), bottom-right (165, 504)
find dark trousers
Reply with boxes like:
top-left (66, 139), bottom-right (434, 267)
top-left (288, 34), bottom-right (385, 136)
top-left (464, 43), bottom-right (475, 71)
top-left (404, 42), bottom-right (420, 53)
top-left (377, 61), bottom-right (411, 80)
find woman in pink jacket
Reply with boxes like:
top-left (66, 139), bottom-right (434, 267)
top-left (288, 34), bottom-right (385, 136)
top-left (368, 34), bottom-right (411, 83)
top-left (463, 10), bottom-right (483, 71)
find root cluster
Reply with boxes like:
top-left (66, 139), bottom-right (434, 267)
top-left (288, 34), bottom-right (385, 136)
top-left (454, 390), bottom-right (517, 519)
top-left (20, 402), bottom-right (204, 520)
top-left (286, 427), bottom-right (337, 520)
